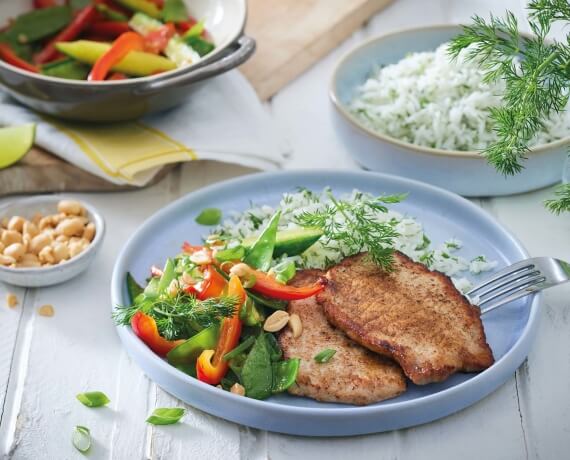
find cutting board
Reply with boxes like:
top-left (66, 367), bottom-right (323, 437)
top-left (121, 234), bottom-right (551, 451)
top-left (242, 0), bottom-right (394, 100)
top-left (1, 0), bottom-right (393, 196)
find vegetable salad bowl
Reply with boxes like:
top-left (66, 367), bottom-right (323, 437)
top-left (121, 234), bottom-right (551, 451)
top-left (0, 0), bottom-right (254, 122)
top-left (330, 25), bottom-right (570, 197)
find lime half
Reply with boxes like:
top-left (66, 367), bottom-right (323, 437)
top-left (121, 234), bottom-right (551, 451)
top-left (0, 123), bottom-right (36, 169)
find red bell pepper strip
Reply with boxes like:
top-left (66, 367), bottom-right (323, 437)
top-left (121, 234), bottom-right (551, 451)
top-left (231, 263), bottom-right (327, 300)
top-left (196, 275), bottom-right (246, 384)
top-left (34, 0), bottom-right (56, 8)
top-left (108, 72), bottom-right (128, 80)
top-left (34, 5), bottom-right (98, 64)
top-left (131, 311), bottom-right (184, 357)
top-left (88, 31), bottom-right (144, 81)
top-left (87, 21), bottom-right (132, 39)
top-left (184, 265), bottom-right (227, 300)
top-left (0, 44), bottom-right (38, 73)
top-left (143, 22), bottom-right (176, 54)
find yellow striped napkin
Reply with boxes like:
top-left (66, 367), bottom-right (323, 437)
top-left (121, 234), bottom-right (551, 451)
top-left (0, 71), bottom-right (286, 186)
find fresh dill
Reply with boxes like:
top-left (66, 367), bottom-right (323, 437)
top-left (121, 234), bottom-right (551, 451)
top-left (113, 294), bottom-right (237, 341)
top-left (294, 190), bottom-right (407, 271)
top-left (449, 0), bottom-right (570, 213)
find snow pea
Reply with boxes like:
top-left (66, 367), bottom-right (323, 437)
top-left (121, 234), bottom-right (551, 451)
top-left (185, 36), bottom-right (215, 57)
top-left (9, 6), bottom-right (71, 44)
top-left (240, 333), bottom-right (273, 400)
top-left (157, 258), bottom-right (176, 293)
top-left (271, 259), bottom-right (296, 284)
top-left (167, 323), bottom-right (220, 366)
top-left (42, 58), bottom-right (90, 80)
top-left (125, 272), bottom-right (144, 304)
top-left (244, 211), bottom-right (281, 272)
top-left (162, 0), bottom-right (189, 23)
top-left (271, 359), bottom-right (300, 394)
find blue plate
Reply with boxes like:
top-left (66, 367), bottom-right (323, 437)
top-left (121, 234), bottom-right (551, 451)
top-left (111, 171), bottom-right (540, 436)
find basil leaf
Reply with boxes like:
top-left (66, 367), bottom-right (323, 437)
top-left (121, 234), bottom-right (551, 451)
top-left (195, 208), bottom-right (222, 225)
top-left (314, 348), bottom-right (336, 363)
top-left (72, 425), bottom-right (91, 453)
top-left (146, 407), bottom-right (185, 425)
top-left (76, 391), bottom-right (110, 408)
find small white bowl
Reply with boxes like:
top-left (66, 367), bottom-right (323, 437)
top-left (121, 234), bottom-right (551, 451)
top-left (0, 196), bottom-right (105, 287)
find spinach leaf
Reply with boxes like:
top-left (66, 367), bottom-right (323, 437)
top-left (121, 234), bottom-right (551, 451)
top-left (265, 333), bottom-right (283, 362)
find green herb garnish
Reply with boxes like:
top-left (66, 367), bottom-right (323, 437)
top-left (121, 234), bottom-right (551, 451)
top-left (72, 426), bottom-right (91, 453)
top-left (314, 348), bottom-right (336, 363)
top-left (76, 391), bottom-right (110, 408)
top-left (295, 190), bottom-right (406, 270)
top-left (449, 1), bottom-right (570, 213)
top-left (146, 407), bottom-right (185, 425)
top-left (195, 208), bottom-right (222, 225)
top-left (113, 294), bottom-right (237, 341)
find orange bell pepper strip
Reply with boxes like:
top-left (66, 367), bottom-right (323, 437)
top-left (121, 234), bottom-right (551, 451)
top-left (196, 275), bottom-right (246, 385)
top-left (88, 31), bottom-right (144, 81)
top-left (230, 263), bottom-right (327, 300)
top-left (0, 44), bottom-right (38, 73)
top-left (131, 311), bottom-right (184, 357)
top-left (184, 265), bottom-right (227, 300)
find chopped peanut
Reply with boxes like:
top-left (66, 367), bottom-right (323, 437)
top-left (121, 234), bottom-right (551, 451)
top-left (6, 293), bottom-right (18, 308)
top-left (38, 304), bottom-right (55, 317)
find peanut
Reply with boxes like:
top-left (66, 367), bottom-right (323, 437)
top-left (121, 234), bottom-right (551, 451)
top-left (38, 246), bottom-right (55, 264)
top-left (1, 217), bottom-right (8, 228)
top-left (229, 263), bottom-right (250, 278)
top-left (230, 383), bottom-right (245, 396)
top-left (68, 239), bottom-right (88, 258)
top-left (23, 221), bottom-right (39, 238)
top-left (1, 230), bottom-right (22, 246)
top-left (56, 217), bottom-right (85, 237)
top-left (29, 233), bottom-right (51, 254)
top-left (4, 243), bottom-right (25, 261)
top-left (39, 215), bottom-right (57, 230)
top-left (7, 216), bottom-right (25, 232)
top-left (57, 200), bottom-right (84, 216)
top-left (55, 234), bottom-right (69, 243)
top-left (181, 271), bottom-right (196, 285)
top-left (288, 313), bottom-right (303, 338)
top-left (167, 279), bottom-right (180, 297)
top-left (6, 293), bottom-right (18, 308)
top-left (0, 242), bottom-right (4, 253)
top-left (83, 223), bottom-right (96, 242)
top-left (31, 212), bottom-right (43, 225)
top-left (52, 243), bottom-right (70, 263)
top-left (0, 254), bottom-right (16, 266)
top-left (263, 310), bottom-right (290, 332)
top-left (19, 253), bottom-right (41, 268)
top-left (38, 304), bottom-right (55, 317)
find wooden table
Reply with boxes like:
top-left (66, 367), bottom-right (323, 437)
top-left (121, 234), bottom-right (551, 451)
top-left (1, 0), bottom-right (569, 458)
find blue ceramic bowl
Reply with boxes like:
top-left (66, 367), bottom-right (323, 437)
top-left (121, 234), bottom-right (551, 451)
top-left (330, 25), bottom-right (569, 197)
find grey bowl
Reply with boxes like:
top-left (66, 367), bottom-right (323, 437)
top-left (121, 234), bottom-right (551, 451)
top-left (0, 0), bottom-right (254, 122)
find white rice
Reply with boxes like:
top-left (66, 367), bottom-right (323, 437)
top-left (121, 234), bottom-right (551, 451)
top-left (349, 43), bottom-right (570, 151)
top-left (215, 188), bottom-right (497, 292)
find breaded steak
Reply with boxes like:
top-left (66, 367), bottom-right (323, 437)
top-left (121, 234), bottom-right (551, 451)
top-left (278, 270), bottom-right (406, 405)
top-left (317, 252), bottom-right (494, 385)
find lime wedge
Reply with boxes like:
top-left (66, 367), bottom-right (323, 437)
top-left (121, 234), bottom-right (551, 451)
top-left (0, 123), bottom-right (36, 169)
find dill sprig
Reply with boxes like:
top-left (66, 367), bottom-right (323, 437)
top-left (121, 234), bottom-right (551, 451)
top-left (449, 0), bottom-right (570, 213)
top-left (294, 190), bottom-right (406, 271)
top-left (545, 182), bottom-right (570, 214)
top-left (113, 294), bottom-right (237, 341)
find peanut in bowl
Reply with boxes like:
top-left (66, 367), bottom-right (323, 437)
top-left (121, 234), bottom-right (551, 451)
top-left (0, 196), bottom-right (105, 287)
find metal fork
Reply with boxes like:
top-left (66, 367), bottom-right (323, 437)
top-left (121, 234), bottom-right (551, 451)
top-left (465, 257), bottom-right (570, 315)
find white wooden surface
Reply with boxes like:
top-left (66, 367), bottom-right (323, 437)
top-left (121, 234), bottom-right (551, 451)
top-left (1, 0), bottom-right (570, 459)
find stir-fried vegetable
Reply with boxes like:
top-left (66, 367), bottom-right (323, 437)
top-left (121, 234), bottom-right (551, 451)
top-left (0, 0), bottom-right (215, 80)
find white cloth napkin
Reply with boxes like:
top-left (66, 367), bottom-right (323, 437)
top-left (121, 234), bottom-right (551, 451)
top-left (0, 70), bottom-right (287, 186)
